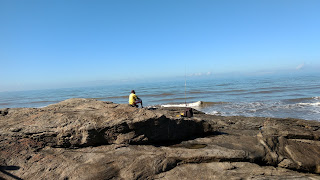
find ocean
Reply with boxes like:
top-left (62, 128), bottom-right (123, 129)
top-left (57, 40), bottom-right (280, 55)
top-left (1, 73), bottom-right (319, 121)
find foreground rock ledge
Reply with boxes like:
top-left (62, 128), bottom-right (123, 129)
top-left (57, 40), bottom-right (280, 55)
top-left (0, 98), bottom-right (319, 179)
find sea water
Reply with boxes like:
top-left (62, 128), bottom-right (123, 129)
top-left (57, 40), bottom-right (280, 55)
top-left (1, 73), bottom-right (319, 121)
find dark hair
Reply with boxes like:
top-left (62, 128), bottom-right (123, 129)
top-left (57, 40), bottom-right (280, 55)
top-left (131, 90), bottom-right (135, 93)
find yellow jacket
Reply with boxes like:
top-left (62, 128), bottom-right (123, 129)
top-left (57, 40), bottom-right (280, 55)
top-left (129, 93), bottom-right (137, 105)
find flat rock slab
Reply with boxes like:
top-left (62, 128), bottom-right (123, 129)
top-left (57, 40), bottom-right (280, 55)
top-left (1, 98), bottom-right (319, 179)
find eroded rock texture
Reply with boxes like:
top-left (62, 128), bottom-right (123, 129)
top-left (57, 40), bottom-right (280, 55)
top-left (0, 98), bottom-right (319, 179)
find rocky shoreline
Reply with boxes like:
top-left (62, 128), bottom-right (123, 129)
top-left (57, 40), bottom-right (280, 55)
top-left (1, 98), bottom-right (319, 179)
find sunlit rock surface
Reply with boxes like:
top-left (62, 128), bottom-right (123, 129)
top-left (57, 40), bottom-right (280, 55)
top-left (1, 98), bottom-right (319, 179)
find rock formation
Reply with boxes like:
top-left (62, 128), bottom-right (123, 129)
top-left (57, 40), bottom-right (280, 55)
top-left (0, 98), bottom-right (319, 179)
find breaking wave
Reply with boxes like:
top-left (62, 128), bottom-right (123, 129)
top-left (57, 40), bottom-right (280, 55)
top-left (161, 101), bottom-right (202, 107)
top-left (161, 101), bottom-right (228, 108)
top-left (159, 96), bottom-right (320, 121)
top-left (201, 99), bottom-right (320, 121)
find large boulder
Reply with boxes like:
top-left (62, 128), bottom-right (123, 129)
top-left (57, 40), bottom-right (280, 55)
top-left (0, 99), bottom-right (214, 148)
top-left (0, 98), bottom-right (319, 179)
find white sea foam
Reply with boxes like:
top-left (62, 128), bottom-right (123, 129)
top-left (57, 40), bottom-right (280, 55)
top-left (208, 110), bottom-right (221, 115)
top-left (297, 102), bottom-right (320, 106)
top-left (313, 96), bottom-right (320, 100)
top-left (161, 101), bottom-right (202, 108)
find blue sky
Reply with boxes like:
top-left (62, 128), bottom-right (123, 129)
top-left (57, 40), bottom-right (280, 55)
top-left (1, 0), bottom-right (320, 92)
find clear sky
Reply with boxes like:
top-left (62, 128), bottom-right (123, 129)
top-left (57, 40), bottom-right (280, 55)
top-left (1, 0), bottom-right (320, 92)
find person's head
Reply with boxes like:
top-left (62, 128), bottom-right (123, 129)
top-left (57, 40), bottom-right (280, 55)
top-left (131, 90), bottom-right (135, 94)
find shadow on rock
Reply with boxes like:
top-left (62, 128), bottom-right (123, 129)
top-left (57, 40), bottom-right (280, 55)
top-left (104, 115), bottom-right (219, 146)
top-left (0, 166), bottom-right (22, 180)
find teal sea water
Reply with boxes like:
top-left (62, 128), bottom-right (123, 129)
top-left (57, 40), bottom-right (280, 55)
top-left (1, 73), bottom-right (319, 121)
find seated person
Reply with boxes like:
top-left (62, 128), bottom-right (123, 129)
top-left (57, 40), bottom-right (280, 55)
top-left (129, 90), bottom-right (143, 108)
